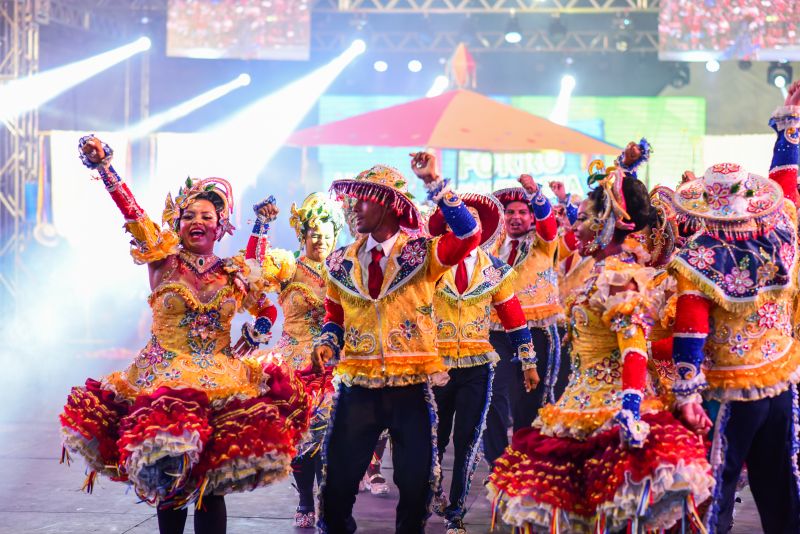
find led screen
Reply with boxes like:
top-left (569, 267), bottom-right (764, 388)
top-left (167, 0), bottom-right (311, 61)
top-left (659, 0), bottom-right (800, 61)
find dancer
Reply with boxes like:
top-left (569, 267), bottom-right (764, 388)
top-left (313, 153), bottom-right (479, 533)
top-left (428, 192), bottom-right (535, 534)
top-left (483, 175), bottom-right (563, 467)
top-left (488, 163), bottom-right (714, 533)
top-left (670, 84), bottom-right (800, 533)
top-left (246, 193), bottom-right (344, 528)
top-left (59, 136), bottom-right (309, 534)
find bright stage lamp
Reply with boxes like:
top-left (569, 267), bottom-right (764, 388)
top-left (124, 73), bottom-right (253, 139)
top-left (0, 37), bottom-right (152, 121)
top-left (408, 60), bottom-right (423, 73)
top-left (350, 39), bottom-right (367, 55)
top-left (426, 75), bottom-right (450, 97)
top-left (374, 60), bottom-right (388, 72)
top-left (705, 59), bottom-right (720, 73)
top-left (549, 74), bottom-right (577, 126)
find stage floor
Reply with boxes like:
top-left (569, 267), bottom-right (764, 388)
top-left (0, 420), bottom-right (764, 533)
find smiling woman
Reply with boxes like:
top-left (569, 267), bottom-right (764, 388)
top-left (58, 136), bottom-right (310, 534)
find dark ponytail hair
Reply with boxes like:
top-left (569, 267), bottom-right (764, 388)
top-left (587, 173), bottom-right (657, 244)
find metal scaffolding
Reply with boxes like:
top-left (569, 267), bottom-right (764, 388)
top-left (0, 0), bottom-right (39, 312)
top-left (313, 29), bottom-right (658, 53)
top-left (316, 0), bottom-right (660, 14)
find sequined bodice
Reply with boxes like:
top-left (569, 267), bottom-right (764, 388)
top-left (276, 258), bottom-right (326, 369)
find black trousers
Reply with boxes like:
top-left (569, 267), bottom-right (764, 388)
top-left (319, 383), bottom-right (435, 534)
top-left (483, 326), bottom-right (569, 467)
top-left (434, 363), bottom-right (494, 523)
top-left (292, 453), bottom-right (322, 512)
top-left (712, 387), bottom-right (800, 534)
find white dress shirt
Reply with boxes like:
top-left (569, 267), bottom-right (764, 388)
top-left (497, 235), bottom-right (524, 264)
top-left (358, 231), bottom-right (400, 287)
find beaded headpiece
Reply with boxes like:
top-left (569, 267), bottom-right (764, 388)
top-left (331, 165), bottom-right (420, 230)
top-left (162, 177), bottom-right (236, 241)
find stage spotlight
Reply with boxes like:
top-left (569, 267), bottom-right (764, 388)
top-left (768, 62), bottom-right (793, 88)
top-left (374, 60), bottom-right (388, 72)
top-left (612, 14), bottom-right (632, 52)
top-left (459, 16), bottom-right (490, 48)
top-left (548, 18), bottom-right (567, 41)
top-left (549, 74), bottom-right (576, 126)
top-left (124, 73), bottom-right (253, 139)
top-left (669, 62), bottom-right (690, 89)
top-left (408, 60), bottom-right (423, 73)
top-left (0, 37), bottom-right (151, 121)
top-left (504, 16), bottom-right (523, 44)
top-left (705, 59), bottom-right (720, 73)
top-left (614, 34), bottom-right (631, 52)
top-left (350, 39), bottom-right (367, 55)
top-left (426, 75), bottom-right (450, 97)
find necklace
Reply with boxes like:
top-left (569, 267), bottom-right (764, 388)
top-left (299, 257), bottom-right (325, 285)
top-left (179, 249), bottom-right (223, 276)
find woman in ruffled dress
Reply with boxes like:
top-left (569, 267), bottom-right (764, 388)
top-left (59, 136), bottom-right (309, 534)
top-left (244, 193), bottom-right (344, 527)
top-left (487, 163), bottom-right (714, 533)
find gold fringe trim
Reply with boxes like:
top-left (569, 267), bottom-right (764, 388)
top-left (279, 282), bottom-right (323, 308)
top-left (127, 219), bottom-right (180, 265)
top-left (332, 245), bottom-right (432, 307)
top-left (436, 269), bottom-right (517, 306)
top-left (670, 259), bottom-right (793, 314)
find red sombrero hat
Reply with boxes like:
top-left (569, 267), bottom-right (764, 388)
top-left (427, 192), bottom-right (503, 248)
top-left (331, 165), bottom-right (420, 230)
top-left (492, 187), bottom-right (529, 208)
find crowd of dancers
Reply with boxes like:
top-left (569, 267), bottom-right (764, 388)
top-left (59, 83), bottom-right (800, 534)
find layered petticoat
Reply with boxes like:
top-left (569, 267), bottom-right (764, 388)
top-left (293, 365), bottom-right (335, 459)
top-left (60, 358), bottom-right (309, 506)
top-left (487, 411), bottom-right (714, 533)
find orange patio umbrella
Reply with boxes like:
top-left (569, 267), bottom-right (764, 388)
top-left (286, 89), bottom-right (619, 154)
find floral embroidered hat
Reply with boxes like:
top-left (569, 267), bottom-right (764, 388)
top-left (331, 165), bottom-right (420, 230)
top-left (427, 192), bottom-right (504, 249)
top-left (289, 192), bottom-right (345, 244)
top-left (673, 162), bottom-right (784, 239)
top-left (492, 187), bottom-right (528, 208)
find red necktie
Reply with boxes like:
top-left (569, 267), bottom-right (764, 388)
top-left (368, 247), bottom-right (385, 299)
top-left (455, 260), bottom-right (469, 294)
top-left (507, 239), bottom-right (520, 267)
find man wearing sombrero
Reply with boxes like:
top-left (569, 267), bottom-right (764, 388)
top-left (427, 192), bottom-right (536, 534)
top-left (312, 152), bottom-right (480, 533)
top-left (670, 83), bottom-right (800, 533)
top-left (483, 175), bottom-right (563, 468)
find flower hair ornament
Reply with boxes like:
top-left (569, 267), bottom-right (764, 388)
top-left (585, 160), bottom-right (635, 252)
top-left (162, 177), bottom-right (236, 241)
top-left (288, 192), bottom-right (345, 246)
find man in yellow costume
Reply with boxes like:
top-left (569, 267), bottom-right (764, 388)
top-left (312, 152), bottom-right (480, 534)
top-left (483, 175), bottom-right (564, 467)
top-left (427, 192), bottom-right (536, 534)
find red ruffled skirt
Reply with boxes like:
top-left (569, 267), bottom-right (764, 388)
top-left (488, 411), bottom-right (714, 533)
top-left (59, 360), bottom-right (309, 506)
